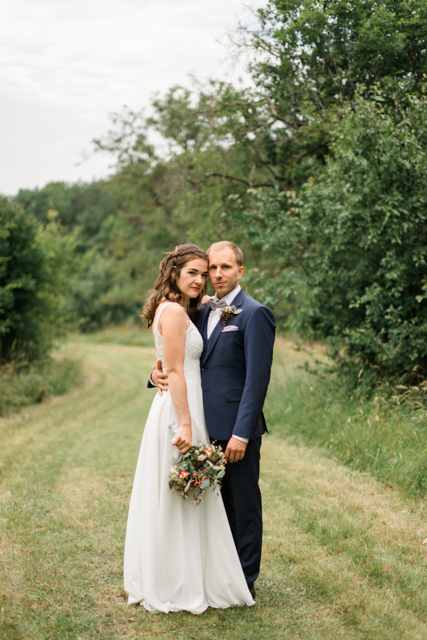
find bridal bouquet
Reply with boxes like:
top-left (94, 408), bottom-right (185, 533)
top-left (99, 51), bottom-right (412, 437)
top-left (169, 443), bottom-right (226, 504)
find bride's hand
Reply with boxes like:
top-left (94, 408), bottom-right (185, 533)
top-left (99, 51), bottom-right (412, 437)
top-left (201, 295), bottom-right (214, 305)
top-left (172, 424), bottom-right (192, 453)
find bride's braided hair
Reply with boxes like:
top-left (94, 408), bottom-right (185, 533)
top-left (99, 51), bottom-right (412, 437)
top-left (141, 244), bottom-right (208, 327)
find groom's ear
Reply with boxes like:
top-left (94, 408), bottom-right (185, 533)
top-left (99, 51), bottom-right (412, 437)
top-left (238, 265), bottom-right (245, 280)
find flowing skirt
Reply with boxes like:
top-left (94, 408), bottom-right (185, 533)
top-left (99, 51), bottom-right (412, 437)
top-left (123, 381), bottom-right (254, 614)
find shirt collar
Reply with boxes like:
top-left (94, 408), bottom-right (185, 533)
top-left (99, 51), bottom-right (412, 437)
top-left (213, 285), bottom-right (241, 307)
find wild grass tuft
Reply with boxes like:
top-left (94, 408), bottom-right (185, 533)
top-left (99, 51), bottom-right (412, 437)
top-left (0, 356), bottom-right (83, 417)
top-left (266, 338), bottom-right (427, 497)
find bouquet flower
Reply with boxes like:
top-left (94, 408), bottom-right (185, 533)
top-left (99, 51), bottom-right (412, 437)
top-left (169, 443), bottom-right (226, 504)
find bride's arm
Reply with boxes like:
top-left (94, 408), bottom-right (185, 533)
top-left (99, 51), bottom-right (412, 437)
top-left (160, 304), bottom-right (192, 453)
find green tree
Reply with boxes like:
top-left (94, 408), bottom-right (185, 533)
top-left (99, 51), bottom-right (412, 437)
top-left (107, 1), bottom-right (427, 198)
top-left (251, 0), bottom-right (427, 103)
top-left (210, 0), bottom-right (425, 189)
top-left (14, 180), bottom-right (144, 332)
top-left (239, 90), bottom-right (427, 380)
top-left (0, 199), bottom-right (76, 362)
top-left (14, 180), bottom-right (124, 246)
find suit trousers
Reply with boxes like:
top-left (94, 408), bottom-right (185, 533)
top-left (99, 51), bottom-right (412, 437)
top-left (216, 437), bottom-right (262, 589)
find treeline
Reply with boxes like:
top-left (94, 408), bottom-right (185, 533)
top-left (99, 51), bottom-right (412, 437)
top-left (7, 174), bottom-right (272, 339)
top-left (2, 0), bottom-right (427, 385)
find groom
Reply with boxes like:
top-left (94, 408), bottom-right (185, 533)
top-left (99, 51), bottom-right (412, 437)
top-left (151, 241), bottom-right (275, 597)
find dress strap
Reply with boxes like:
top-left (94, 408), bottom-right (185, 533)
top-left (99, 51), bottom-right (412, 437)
top-left (154, 302), bottom-right (174, 332)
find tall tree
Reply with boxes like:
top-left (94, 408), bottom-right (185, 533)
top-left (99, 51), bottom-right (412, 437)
top-left (236, 90), bottom-right (427, 379)
top-left (0, 199), bottom-right (76, 361)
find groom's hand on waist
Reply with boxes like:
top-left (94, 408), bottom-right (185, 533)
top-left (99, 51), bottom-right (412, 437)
top-left (225, 437), bottom-right (247, 463)
top-left (152, 360), bottom-right (169, 395)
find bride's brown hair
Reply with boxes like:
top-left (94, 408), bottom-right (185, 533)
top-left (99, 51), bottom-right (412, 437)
top-left (141, 244), bottom-right (208, 327)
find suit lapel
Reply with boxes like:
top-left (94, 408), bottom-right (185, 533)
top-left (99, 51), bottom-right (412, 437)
top-left (202, 317), bottom-right (222, 365)
top-left (202, 289), bottom-right (246, 366)
top-left (232, 288), bottom-right (245, 310)
top-left (198, 306), bottom-right (210, 348)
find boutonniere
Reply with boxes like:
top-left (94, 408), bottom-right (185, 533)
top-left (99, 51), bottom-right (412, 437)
top-left (220, 305), bottom-right (243, 326)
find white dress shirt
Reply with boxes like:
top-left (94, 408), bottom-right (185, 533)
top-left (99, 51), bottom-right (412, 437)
top-left (206, 285), bottom-right (248, 444)
top-left (207, 285), bottom-right (241, 338)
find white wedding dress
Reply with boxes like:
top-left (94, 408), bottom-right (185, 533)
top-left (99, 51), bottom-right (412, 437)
top-left (124, 302), bottom-right (254, 614)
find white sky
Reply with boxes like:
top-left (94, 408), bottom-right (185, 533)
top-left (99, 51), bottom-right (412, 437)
top-left (0, 0), bottom-right (262, 195)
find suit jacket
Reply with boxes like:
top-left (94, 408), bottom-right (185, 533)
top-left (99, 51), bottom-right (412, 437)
top-left (194, 289), bottom-right (275, 441)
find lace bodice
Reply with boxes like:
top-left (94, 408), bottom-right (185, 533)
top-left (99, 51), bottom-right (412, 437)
top-left (154, 303), bottom-right (203, 388)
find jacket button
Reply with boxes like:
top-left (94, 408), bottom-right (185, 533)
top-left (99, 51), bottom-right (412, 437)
top-left (202, 367), bottom-right (206, 372)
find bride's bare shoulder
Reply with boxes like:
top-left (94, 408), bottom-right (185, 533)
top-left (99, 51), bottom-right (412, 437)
top-left (159, 301), bottom-right (185, 316)
top-left (156, 302), bottom-right (187, 329)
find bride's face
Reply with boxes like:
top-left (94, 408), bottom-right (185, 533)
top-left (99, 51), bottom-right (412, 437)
top-left (174, 258), bottom-right (208, 301)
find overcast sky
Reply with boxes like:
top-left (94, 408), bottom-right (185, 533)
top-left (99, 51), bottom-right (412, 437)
top-left (0, 0), bottom-right (263, 195)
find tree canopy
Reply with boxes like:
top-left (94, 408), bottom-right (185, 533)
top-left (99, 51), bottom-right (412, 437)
top-left (0, 199), bottom-right (76, 361)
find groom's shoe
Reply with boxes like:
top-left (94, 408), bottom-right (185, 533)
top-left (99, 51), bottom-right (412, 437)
top-left (249, 586), bottom-right (256, 600)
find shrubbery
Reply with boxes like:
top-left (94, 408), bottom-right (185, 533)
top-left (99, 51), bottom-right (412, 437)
top-left (0, 357), bottom-right (83, 417)
top-left (238, 91), bottom-right (427, 381)
top-left (267, 339), bottom-right (427, 497)
top-left (0, 197), bottom-right (76, 362)
top-left (300, 92), bottom-right (427, 381)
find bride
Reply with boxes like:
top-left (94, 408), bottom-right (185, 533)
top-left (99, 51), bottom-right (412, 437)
top-left (124, 244), bottom-right (254, 614)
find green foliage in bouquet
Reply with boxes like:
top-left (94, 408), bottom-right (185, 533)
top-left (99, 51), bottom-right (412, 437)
top-left (169, 443), bottom-right (226, 505)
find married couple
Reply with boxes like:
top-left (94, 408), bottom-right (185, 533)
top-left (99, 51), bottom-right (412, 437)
top-left (124, 241), bottom-right (275, 614)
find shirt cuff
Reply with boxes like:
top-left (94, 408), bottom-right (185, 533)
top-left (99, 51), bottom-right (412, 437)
top-left (149, 372), bottom-right (155, 386)
top-left (233, 435), bottom-right (249, 443)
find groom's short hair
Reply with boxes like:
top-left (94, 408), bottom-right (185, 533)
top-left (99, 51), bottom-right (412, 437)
top-left (207, 241), bottom-right (243, 266)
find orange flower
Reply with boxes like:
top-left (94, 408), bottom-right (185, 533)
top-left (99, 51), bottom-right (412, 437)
top-left (179, 471), bottom-right (189, 479)
top-left (204, 449), bottom-right (212, 457)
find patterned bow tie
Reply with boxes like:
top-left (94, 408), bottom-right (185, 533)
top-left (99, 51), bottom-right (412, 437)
top-left (208, 298), bottom-right (228, 311)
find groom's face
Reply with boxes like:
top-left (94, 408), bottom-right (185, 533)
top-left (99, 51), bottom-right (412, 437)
top-left (208, 247), bottom-right (244, 299)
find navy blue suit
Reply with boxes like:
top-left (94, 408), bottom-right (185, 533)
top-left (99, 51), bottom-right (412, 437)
top-left (149, 289), bottom-right (275, 588)
top-left (196, 289), bottom-right (275, 588)
top-left (194, 289), bottom-right (275, 442)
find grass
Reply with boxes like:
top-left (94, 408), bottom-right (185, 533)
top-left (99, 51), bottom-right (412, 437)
top-left (1, 330), bottom-right (427, 639)
top-left (0, 353), bottom-right (83, 417)
top-left (74, 322), bottom-right (153, 348)
top-left (265, 337), bottom-right (427, 497)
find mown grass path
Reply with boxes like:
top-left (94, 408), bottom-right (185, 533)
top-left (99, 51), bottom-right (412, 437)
top-left (1, 339), bottom-right (427, 640)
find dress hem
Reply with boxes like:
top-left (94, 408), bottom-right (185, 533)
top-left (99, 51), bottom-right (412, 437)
top-left (127, 597), bottom-right (254, 614)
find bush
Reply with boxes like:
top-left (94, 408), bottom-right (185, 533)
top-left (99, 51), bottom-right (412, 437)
top-left (0, 357), bottom-right (83, 417)
top-left (266, 338), bottom-right (427, 497)
top-left (0, 198), bottom-right (76, 362)
top-left (301, 91), bottom-right (427, 380)
top-left (241, 91), bottom-right (427, 381)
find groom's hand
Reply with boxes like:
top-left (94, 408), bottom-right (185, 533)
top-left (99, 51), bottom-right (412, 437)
top-left (225, 437), bottom-right (247, 463)
top-left (152, 360), bottom-right (169, 395)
